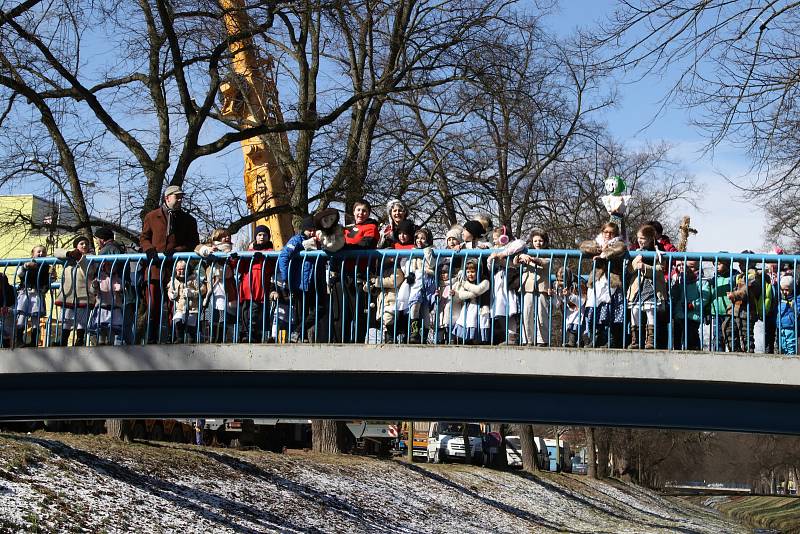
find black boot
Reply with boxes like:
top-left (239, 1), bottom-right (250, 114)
top-left (74, 329), bottom-right (86, 347)
top-left (15, 328), bottom-right (26, 348)
top-left (60, 329), bottom-right (71, 347)
top-left (174, 321), bottom-right (185, 344)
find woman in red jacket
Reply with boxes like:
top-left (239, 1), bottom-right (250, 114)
top-left (238, 225), bottom-right (276, 342)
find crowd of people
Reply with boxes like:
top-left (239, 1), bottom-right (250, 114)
top-left (2, 186), bottom-right (799, 356)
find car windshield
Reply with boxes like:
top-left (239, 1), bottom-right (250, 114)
top-left (439, 423), bottom-right (481, 436)
top-left (506, 437), bottom-right (521, 447)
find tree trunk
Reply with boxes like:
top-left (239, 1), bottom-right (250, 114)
top-left (515, 424), bottom-right (538, 473)
top-left (462, 422), bottom-right (472, 464)
top-left (312, 419), bottom-right (347, 453)
top-left (586, 427), bottom-right (598, 479)
top-left (496, 424), bottom-right (509, 469)
top-left (596, 428), bottom-right (610, 479)
top-left (106, 419), bottom-right (132, 442)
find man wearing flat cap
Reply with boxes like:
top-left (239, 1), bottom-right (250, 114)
top-left (140, 185), bottom-right (200, 343)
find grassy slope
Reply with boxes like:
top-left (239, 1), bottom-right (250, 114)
top-left (687, 495), bottom-right (800, 533)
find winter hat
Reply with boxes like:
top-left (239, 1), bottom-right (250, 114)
top-left (95, 227), bottom-right (114, 240)
top-left (300, 215), bottom-right (315, 232)
top-left (395, 219), bottom-right (415, 236)
top-left (463, 220), bottom-right (485, 239)
top-left (446, 225), bottom-right (463, 242)
top-left (313, 208), bottom-right (340, 230)
top-left (781, 275), bottom-right (794, 289)
top-left (254, 225), bottom-right (270, 237)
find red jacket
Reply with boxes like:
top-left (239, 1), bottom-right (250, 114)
top-left (238, 246), bottom-right (276, 303)
top-left (343, 219), bottom-right (379, 275)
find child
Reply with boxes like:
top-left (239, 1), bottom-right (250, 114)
top-left (708, 255), bottom-right (735, 352)
top-left (392, 219), bottom-right (416, 338)
top-left (726, 253), bottom-right (762, 353)
top-left (451, 258), bottom-right (490, 344)
top-left (487, 226), bottom-right (525, 345)
top-left (559, 270), bottom-right (587, 348)
top-left (670, 260), bottom-right (709, 351)
top-left (405, 228), bottom-right (437, 344)
top-left (777, 275), bottom-right (800, 355)
top-left (626, 224), bottom-right (666, 350)
top-left (515, 229), bottom-right (552, 347)
top-left (15, 245), bottom-right (51, 347)
top-left (370, 255), bottom-right (406, 342)
top-left (89, 260), bottom-right (129, 345)
top-left (434, 262), bottom-right (457, 344)
top-left (238, 225), bottom-right (275, 342)
top-left (166, 260), bottom-right (206, 343)
top-left (196, 229), bottom-right (239, 343)
top-left (579, 222), bottom-right (627, 348)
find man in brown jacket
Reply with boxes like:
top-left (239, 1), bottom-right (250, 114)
top-left (140, 185), bottom-right (200, 343)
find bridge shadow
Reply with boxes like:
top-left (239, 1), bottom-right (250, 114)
top-left (396, 462), bottom-right (590, 533)
top-left (512, 471), bottom-right (710, 534)
top-left (2, 434), bottom-right (309, 533)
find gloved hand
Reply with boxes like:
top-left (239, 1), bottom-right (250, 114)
top-left (145, 248), bottom-right (158, 262)
top-left (228, 252), bottom-right (239, 262)
top-left (405, 272), bottom-right (416, 285)
top-left (252, 251), bottom-right (264, 261)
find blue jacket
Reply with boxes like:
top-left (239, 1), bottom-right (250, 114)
top-left (777, 295), bottom-right (800, 330)
top-left (277, 234), bottom-right (315, 292)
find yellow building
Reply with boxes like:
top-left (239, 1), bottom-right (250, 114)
top-left (0, 194), bottom-right (136, 259)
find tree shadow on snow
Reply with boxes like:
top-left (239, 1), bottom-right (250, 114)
top-left (398, 462), bottom-right (585, 533)
top-left (197, 449), bottom-right (402, 533)
top-left (5, 435), bottom-right (309, 534)
top-left (512, 471), bottom-right (710, 534)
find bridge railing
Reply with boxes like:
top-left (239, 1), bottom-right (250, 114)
top-left (0, 248), bottom-right (796, 353)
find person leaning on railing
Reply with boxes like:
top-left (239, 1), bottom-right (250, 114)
top-left (579, 222), bottom-right (627, 348)
top-left (14, 244), bottom-right (51, 348)
top-left (237, 225), bottom-right (275, 343)
top-left (726, 252), bottom-right (762, 353)
top-left (626, 225), bottom-right (666, 350)
top-left (195, 228), bottom-right (238, 343)
top-left (341, 200), bottom-right (379, 343)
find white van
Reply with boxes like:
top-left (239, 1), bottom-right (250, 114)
top-left (505, 435), bottom-right (548, 469)
top-left (427, 422), bottom-right (483, 464)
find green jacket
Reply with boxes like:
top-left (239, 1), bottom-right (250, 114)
top-left (671, 277), bottom-right (711, 323)
top-left (709, 274), bottom-right (734, 316)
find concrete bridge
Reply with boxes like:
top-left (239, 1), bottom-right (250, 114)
top-left (1, 344), bottom-right (799, 434)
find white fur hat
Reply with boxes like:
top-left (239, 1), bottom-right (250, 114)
top-left (446, 225), bottom-right (463, 242)
top-left (781, 275), bottom-right (794, 289)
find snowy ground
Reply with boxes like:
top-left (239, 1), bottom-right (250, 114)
top-left (0, 432), bottom-right (746, 533)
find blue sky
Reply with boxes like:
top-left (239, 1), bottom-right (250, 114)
top-left (548, 1), bottom-right (766, 253)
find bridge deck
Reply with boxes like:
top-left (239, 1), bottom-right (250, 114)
top-left (1, 345), bottom-right (798, 434)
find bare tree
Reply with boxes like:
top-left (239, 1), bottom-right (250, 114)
top-left (591, 0), bottom-right (800, 242)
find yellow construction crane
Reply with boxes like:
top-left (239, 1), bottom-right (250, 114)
top-left (218, 0), bottom-right (294, 248)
